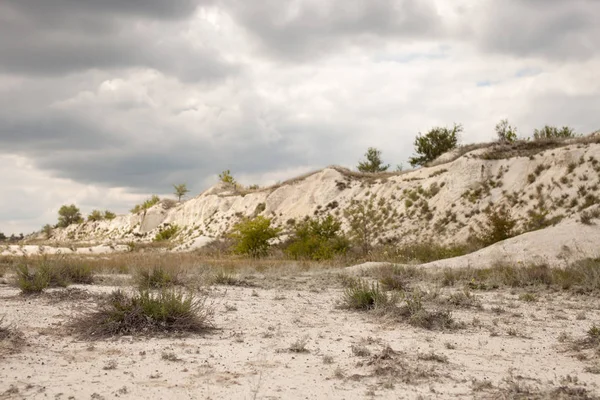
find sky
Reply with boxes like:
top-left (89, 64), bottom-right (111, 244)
top-left (1, 0), bottom-right (599, 235)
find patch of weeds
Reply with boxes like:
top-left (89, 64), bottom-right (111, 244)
top-left (0, 317), bottom-right (25, 354)
top-left (135, 266), bottom-right (181, 289)
top-left (161, 352), bottom-right (182, 362)
top-left (289, 335), bottom-right (309, 353)
top-left (212, 270), bottom-right (240, 286)
top-left (351, 344), bottom-right (371, 357)
top-left (342, 280), bottom-right (391, 311)
top-left (322, 355), bottom-right (334, 364)
top-left (103, 360), bottom-right (117, 370)
top-left (15, 264), bottom-right (50, 294)
top-left (471, 379), bottom-right (494, 392)
top-left (397, 290), bottom-right (462, 331)
top-left (519, 293), bottom-right (537, 302)
top-left (443, 289), bottom-right (481, 308)
top-left (70, 289), bottom-right (213, 338)
top-left (154, 224), bottom-right (179, 242)
top-left (444, 342), bottom-right (456, 350)
top-left (417, 351), bottom-right (448, 363)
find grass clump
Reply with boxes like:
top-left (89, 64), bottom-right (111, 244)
top-left (136, 266), bottom-right (181, 289)
top-left (212, 270), bottom-right (240, 286)
top-left (15, 264), bottom-right (50, 294)
top-left (342, 280), bottom-right (391, 310)
top-left (71, 289), bottom-right (213, 338)
top-left (154, 225), bottom-right (179, 242)
top-left (400, 291), bottom-right (460, 331)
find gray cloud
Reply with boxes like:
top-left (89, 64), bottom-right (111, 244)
top-left (476, 0), bottom-right (600, 61)
top-left (0, 0), bottom-right (235, 81)
top-left (223, 0), bottom-right (442, 60)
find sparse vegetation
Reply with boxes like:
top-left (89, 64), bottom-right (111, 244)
top-left (219, 170), bottom-right (236, 185)
top-left (344, 197), bottom-right (393, 255)
top-left (495, 119), bottom-right (518, 143)
top-left (533, 125), bottom-right (577, 140)
top-left (154, 225), bottom-right (179, 242)
top-left (357, 147), bottom-right (390, 173)
top-left (57, 204), bottom-right (83, 228)
top-left (342, 280), bottom-right (390, 310)
top-left (409, 123), bottom-right (462, 167)
top-left (71, 289), bottom-right (213, 338)
top-left (285, 215), bottom-right (349, 260)
top-left (229, 216), bottom-right (280, 258)
top-left (173, 183), bottom-right (190, 201)
top-left (136, 266), bottom-right (181, 289)
top-left (131, 195), bottom-right (160, 214)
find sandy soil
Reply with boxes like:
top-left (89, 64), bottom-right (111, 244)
top-left (1, 271), bottom-right (600, 399)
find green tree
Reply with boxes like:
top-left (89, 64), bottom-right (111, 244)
top-left (104, 210), bottom-right (116, 220)
top-left (409, 123), bottom-right (462, 167)
top-left (229, 216), bottom-right (280, 258)
top-left (57, 204), bottom-right (83, 228)
top-left (87, 209), bottom-right (104, 222)
top-left (533, 125), bottom-right (577, 140)
top-left (344, 197), bottom-right (392, 255)
top-left (357, 147), bottom-right (390, 173)
top-left (0, 232), bottom-right (6, 241)
top-left (131, 195), bottom-right (160, 213)
top-left (286, 215), bottom-right (349, 260)
top-left (219, 170), bottom-right (236, 185)
top-left (41, 224), bottom-right (53, 239)
top-left (173, 183), bottom-right (190, 201)
top-left (495, 119), bottom-right (518, 143)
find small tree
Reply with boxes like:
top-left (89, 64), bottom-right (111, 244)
top-left (87, 210), bottom-right (104, 222)
top-left (409, 123), bottom-right (462, 167)
top-left (57, 204), bottom-right (83, 228)
top-left (41, 224), bottom-right (53, 239)
top-left (477, 206), bottom-right (517, 246)
top-left (173, 184), bottom-right (190, 201)
top-left (0, 232), bottom-right (6, 241)
top-left (104, 210), bottom-right (116, 220)
top-left (344, 197), bottom-right (392, 255)
top-left (229, 216), bottom-right (280, 258)
top-left (533, 125), bottom-right (577, 140)
top-left (286, 215), bottom-right (349, 260)
top-left (219, 170), bottom-right (236, 185)
top-left (495, 119), bottom-right (518, 143)
top-left (357, 147), bottom-right (390, 173)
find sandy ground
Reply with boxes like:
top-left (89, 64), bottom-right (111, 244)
top-left (1, 271), bottom-right (600, 400)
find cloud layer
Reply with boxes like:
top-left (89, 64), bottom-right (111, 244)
top-left (1, 0), bottom-right (599, 234)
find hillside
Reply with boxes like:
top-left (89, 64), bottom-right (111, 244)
top-left (10, 137), bottom-right (600, 264)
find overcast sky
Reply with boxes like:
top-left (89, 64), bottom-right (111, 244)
top-left (1, 0), bottom-right (599, 235)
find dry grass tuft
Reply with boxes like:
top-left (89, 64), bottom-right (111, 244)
top-left (70, 289), bottom-right (213, 339)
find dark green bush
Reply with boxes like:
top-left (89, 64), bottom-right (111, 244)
top-left (286, 215), bottom-right (349, 260)
top-left (409, 124), bottom-right (462, 167)
top-left (229, 216), bottom-right (280, 258)
top-left (154, 225), bottom-right (179, 242)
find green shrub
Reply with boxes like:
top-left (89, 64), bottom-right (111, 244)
top-left (154, 225), bottom-right (179, 242)
top-left (409, 124), bottom-right (462, 167)
top-left (476, 206), bottom-right (517, 246)
top-left (495, 119), bottom-right (518, 143)
top-left (219, 170), bottom-right (236, 185)
top-left (41, 224), bottom-right (53, 239)
top-left (131, 195), bottom-right (160, 214)
top-left (61, 262), bottom-right (94, 284)
top-left (15, 264), bottom-right (49, 294)
top-left (533, 125), bottom-right (577, 140)
top-left (71, 289), bottom-right (213, 338)
top-left (344, 197), bottom-right (393, 255)
top-left (357, 147), bottom-right (390, 173)
top-left (212, 270), bottom-right (240, 286)
top-left (57, 204), bottom-right (83, 228)
top-left (104, 210), bottom-right (117, 220)
top-left (229, 216), bottom-right (280, 258)
top-left (285, 215), bottom-right (349, 260)
top-left (342, 280), bottom-right (391, 310)
top-left (87, 209), bottom-right (104, 222)
top-left (136, 266), bottom-right (180, 289)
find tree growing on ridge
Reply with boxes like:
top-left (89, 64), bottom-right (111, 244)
top-left (57, 204), bottom-right (83, 228)
top-left (409, 124), bottom-right (462, 167)
top-left (357, 147), bottom-right (390, 173)
top-left (495, 119), bottom-right (518, 143)
top-left (173, 183), bottom-right (190, 201)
